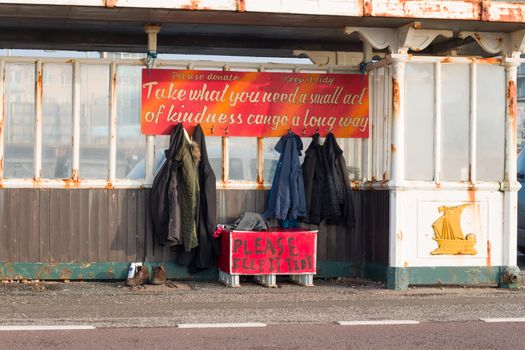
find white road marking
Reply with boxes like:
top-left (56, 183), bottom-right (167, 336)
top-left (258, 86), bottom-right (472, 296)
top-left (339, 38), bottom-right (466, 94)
top-left (177, 323), bottom-right (267, 329)
top-left (337, 320), bottom-right (420, 326)
top-left (0, 325), bottom-right (95, 331)
top-left (480, 318), bottom-right (525, 323)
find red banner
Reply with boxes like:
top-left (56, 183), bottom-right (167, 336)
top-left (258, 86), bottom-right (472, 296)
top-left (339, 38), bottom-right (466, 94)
top-left (218, 229), bottom-right (317, 275)
top-left (141, 69), bottom-right (368, 138)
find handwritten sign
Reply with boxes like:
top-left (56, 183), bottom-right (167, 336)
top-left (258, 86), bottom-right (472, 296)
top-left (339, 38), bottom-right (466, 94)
top-left (218, 229), bottom-right (317, 275)
top-left (141, 69), bottom-right (368, 138)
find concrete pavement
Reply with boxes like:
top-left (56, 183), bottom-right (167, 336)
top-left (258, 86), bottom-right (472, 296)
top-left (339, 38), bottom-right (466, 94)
top-left (1, 278), bottom-right (525, 328)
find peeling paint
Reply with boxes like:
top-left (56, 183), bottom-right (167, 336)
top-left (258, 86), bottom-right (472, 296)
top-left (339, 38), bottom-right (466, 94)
top-left (482, 0), bottom-right (525, 23)
top-left (181, 0), bottom-right (202, 10)
top-left (104, 0), bottom-right (118, 8)
top-left (392, 79), bottom-right (400, 117)
top-left (366, 0), bottom-right (481, 21)
top-left (508, 80), bottom-right (517, 146)
top-left (486, 240), bottom-right (491, 267)
top-left (236, 0), bottom-right (246, 12)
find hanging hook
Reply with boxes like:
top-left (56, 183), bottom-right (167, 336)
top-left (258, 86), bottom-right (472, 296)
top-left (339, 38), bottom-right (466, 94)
top-left (210, 125), bottom-right (214, 135)
top-left (302, 127), bottom-right (306, 136)
top-left (225, 126), bottom-right (229, 135)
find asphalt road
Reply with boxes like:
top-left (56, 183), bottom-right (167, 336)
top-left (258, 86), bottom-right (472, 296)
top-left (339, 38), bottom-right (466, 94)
top-left (1, 321), bottom-right (524, 350)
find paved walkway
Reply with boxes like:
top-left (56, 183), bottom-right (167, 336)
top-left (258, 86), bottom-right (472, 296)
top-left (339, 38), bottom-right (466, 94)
top-left (1, 278), bottom-right (524, 328)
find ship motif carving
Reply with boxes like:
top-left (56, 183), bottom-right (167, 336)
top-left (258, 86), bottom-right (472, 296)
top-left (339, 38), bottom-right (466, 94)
top-left (431, 204), bottom-right (477, 255)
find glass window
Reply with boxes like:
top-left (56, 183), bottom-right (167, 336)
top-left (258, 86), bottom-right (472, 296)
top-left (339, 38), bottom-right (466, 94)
top-left (476, 64), bottom-right (505, 181)
top-left (4, 63), bottom-right (35, 178)
top-left (42, 64), bottom-right (72, 179)
top-left (405, 63), bottom-right (434, 180)
top-left (441, 64), bottom-right (470, 181)
top-left (229, 137), bottom-right (257, 180)
top-left (79, 65), bottom-right (109, 179)
top-left (374, 67), bottom-right (385, 179)
top-left (264, 138), bottom-right (280, 182)
top-left (116, 65), bottom-right (145, 179)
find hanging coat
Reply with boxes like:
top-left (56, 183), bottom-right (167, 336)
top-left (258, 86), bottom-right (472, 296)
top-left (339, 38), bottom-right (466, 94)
top-left (301, 133), bottom-right (323, 225)
top-left (175, 129), bottom-right (201, 252)
top-left (150, 123), bottom-right (184, 246)
top-left (300, 133), bottom-right (355, 228)
top-left (321, 133), bottom-right (355, 227)
top-left (264, 132), bottom-right (307, 221)
top-left (178, 124), bottom-right (219, 271)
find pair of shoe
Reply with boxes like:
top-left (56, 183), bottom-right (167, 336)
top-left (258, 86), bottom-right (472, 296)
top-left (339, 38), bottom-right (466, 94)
top-left (126, 265), bottom-right (167, 286)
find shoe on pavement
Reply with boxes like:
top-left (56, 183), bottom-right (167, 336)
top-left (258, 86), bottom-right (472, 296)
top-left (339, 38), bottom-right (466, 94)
top-left (150, 265), bottom-right (167, 285)
top-left (126, 265), bottom-right (150, 287)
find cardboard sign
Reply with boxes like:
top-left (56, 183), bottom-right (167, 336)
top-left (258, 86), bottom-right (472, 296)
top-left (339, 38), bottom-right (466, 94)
top-left (141, 69), bottom-right (368, 138)
top-left (218, 229), bottom-right (317, 275)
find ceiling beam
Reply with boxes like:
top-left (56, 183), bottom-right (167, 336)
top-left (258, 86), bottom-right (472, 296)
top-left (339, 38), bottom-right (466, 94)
top-left (0, 28), bottom-right (362, 56)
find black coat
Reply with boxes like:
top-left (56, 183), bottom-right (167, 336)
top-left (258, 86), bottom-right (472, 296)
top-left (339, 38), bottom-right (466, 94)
top-left (301, 133), bottom-right (323, 225)
top-left (150, 123), bottom-right (184, 246)
top-left (301, 133), bottom-right (355, 228)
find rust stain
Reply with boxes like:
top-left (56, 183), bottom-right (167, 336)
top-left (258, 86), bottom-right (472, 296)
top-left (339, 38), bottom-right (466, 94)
top-left (508, 81), bottom-right (517, 146)
top-left (391, 144), bottom-right (397, 153)
top-left (236, 0), bottom-right (246, 12)
top-left (370, 176), bottom-right (376, 183)
top-left (396, 230), bottom-right (403, 241)
top-left (104, 0), bottom-right (118, 8)
top-left (403, 261), bottom-right (408, 268)
top-left (468, 186), bottom-right (476, 203)
top-left (107, 268), bottom-right (115, 279)
top-left (486, 240), bottom-right (491, 267)
top-left (441, 57), bottom-right (452, 64)
top-left (64, 178), bottom-right (80, 189)
top-left (363, 0), bottom-right (372, 16)
top-left (182, 0), bottom-right (202, 10)
top-left (105, 181), bottom-right (114, 189)
top-left (59, 269), bottom-right (72, 280)
top-left (71, 169), bottom-right (79, 182)
top-left (483, 1), bottom-right (525, 23)
top-left (392, 79), bottom-right (400, 116)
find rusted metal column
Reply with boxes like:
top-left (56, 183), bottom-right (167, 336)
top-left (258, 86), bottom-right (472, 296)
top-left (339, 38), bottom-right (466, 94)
top-left (388, 54), bottom-right (408, 278)
top-left (108, 62), bottom-right (117, 183)
top-left (433, 61), bottom-right (442, 184)
top-left (257, 137), bottom-right (264, 185)
top-left (503, 57), bottom-right (521, 267)
top-left (34, 60), bottom-right (43, 181)
top-left (0, 60), bottom-right (4, 180)
top-left (72, 60), bottom-right (80, 181)
top-left (469, 62), bottom-right (477, 184)
top-left (390, 55), bottom-right (407, 184)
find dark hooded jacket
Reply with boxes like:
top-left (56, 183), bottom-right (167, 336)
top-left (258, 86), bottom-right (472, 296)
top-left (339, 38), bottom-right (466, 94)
top-left (301, 133), bottom-right (355, 228)
top-left (264, 132), bottom-right (307, 221)
top-left (301, 133), bottom-right (323, 225)
top-left (150, 123), bottom-right (184, 246)
top-left (178, 125), bottom-right (219, 271)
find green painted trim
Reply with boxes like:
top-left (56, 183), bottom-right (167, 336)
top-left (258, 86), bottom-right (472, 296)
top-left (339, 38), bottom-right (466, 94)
top-left (406, 266), bottom-right (502, 286)
top-left (0, 261), bottom-right (355, 281)
top-left (360, 263), bottom-right (387, 282)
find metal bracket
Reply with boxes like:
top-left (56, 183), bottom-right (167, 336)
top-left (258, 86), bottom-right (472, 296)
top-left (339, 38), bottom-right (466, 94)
top-left (511, 29), bottom-right (525, 57)
top-left (346, 22), bottom-right (452, 55)
top-left (345, 26), bottom-right (396, 51)
top-left (459, 31), bottom-right (507, 55)
top-left (397, 22), bottom-right (453, 53)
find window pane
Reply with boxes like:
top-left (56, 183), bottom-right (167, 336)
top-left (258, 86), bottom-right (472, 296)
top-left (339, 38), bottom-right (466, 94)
top-left (229, 137), bottom-right (257, 180)
top-left (79, 65), bottom-right (109, 179)
top-left (441, 64), bottom-right (470, 181)
top-left (4, 63), bottom-right (35, 178)
top-left (116, 66), bottom-right (144, 179)
top-left (374, 67), bottom-right (385, 179)
top-left (42, 64), bottom-right (72, 179)
top-left (206, 136), bottom-right (223, 181)
top-left (405, 63), bottom-right (434, 180)
top-left (264, 136), bottom-right (309, 182)
top-left (264, 138), bottom-right (280, 182)
top-left (477, 64), bottom-right (505, 181)
top-left (150, 134), bottom-right (222, 180)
